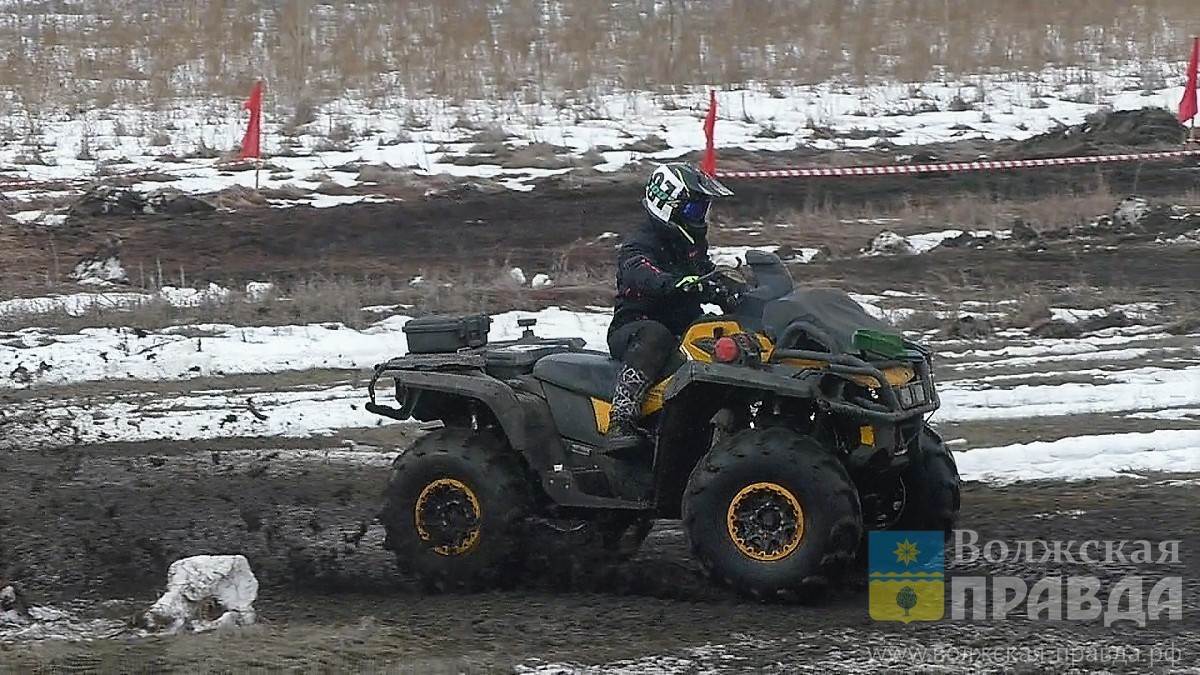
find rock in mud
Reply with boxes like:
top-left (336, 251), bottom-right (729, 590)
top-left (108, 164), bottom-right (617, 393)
top-left (1028, 318), bottom-right (1083, 339)
top-left (145, 189), bottom-right (217, 215)
top-left (864, 230), bottom-right (915, 255)
top-left (357, 163), bottom-right (413, 185)
top-left (1113, 196), bottom-right (1152, 228)
top-left (69, 186), bottom-right (147, 218)
top-left (1010, 219), bottom-right (1041, 242)
top-left (941, 315), bottom-right (992, 339)
top-left (71, 234), bottom-right (128, 285)
top-left (1, 582), bottom-right (27, 618)
top-left (142, 554), bottom-right (259, 635)
top-left (1076, 310), bottom-right (1131, 333)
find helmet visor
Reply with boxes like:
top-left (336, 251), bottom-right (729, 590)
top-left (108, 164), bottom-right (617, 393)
top-left (679, 198), bottom-right (710, 223)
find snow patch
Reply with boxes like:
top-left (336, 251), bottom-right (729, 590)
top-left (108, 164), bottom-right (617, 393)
top-left (708, 245), bottom-right (822, 267)
top-left (0, 282), bottom-right (272, 318)
top-left (865, 228), bottom-right (1010, 256)
top-left (142, 555), bottom-right (258, 634)
top-left (955, 429), bottom-right (1200, 484)
top-left (71, 256), bottom-right (127, 286)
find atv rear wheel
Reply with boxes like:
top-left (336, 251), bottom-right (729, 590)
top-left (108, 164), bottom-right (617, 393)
top-left (596, 513), bottom-right (654, 560)
top-left (379, 427), bottom-right (532, 592)
top-left (682, 428), bottom-right (862, 601)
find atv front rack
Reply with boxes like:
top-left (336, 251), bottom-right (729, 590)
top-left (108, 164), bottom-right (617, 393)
top-left (769, 344), bottom-right (940, 423)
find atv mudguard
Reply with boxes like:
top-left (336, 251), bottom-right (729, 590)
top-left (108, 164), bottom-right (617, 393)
top-left (371, 368), bottom-right (530, 446)
top-left (661, 360), bottom-right (821, 401)
top-left (369, 361), bottom-right (642, 511)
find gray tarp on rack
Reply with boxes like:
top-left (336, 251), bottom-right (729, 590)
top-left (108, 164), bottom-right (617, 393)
top-left (762, 287), bottom-right (895, 354)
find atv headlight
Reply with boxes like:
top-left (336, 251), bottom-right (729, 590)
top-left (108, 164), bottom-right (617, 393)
top-left (898, 382), bottom-right (927, 407)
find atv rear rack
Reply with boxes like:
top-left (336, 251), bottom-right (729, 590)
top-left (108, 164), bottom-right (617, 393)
top-left (366, 352), bottom-right (488, 421)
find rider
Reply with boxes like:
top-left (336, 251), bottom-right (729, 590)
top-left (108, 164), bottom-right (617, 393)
top-left (603, 162), bottom-right (740, 456)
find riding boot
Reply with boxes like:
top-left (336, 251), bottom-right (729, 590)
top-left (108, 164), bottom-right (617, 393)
top-left (603, 364), bottom-right (652, 457)
top-left (599, 364), bottom-right (655, 501)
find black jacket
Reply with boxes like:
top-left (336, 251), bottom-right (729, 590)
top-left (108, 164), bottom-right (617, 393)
top-left (609, 218), bottom-right (718, 338)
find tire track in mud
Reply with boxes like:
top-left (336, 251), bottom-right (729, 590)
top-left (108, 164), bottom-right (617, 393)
top-left (2, 450), bottom-right (1196, 673)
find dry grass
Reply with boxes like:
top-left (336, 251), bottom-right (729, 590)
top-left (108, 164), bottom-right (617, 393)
top-left (1, 1), bottom-right (1197, 114)
top-left (0, 263), bottom-right (614, 333)
top-left (740, 184), bottom-right (1161, 256)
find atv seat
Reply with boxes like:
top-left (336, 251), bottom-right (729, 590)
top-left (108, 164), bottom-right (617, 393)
top-left (532, 352), bottom-right (620, 401)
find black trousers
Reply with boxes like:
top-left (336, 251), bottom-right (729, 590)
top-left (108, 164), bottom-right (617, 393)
top-left (607, 320), bottom-right (680, 380)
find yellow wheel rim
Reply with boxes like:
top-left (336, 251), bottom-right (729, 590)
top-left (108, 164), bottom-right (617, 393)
top-left (414, 478), bottom-right (482, 556)
top-left (726, 481), bottom-right (805, 561)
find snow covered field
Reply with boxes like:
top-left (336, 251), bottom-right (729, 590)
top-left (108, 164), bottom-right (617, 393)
top-left (3, 291), bottom-right (1197, 486)
top-left (0, 60), bottom-right (1192, 216)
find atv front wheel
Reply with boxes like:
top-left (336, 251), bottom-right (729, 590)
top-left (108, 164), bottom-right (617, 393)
top-left (682, 428), bottom-right (862, 600)
top-left (379, 428), bottom-right (532, 592)
top-left (891, 425), bottom-right (961, 537)
top-left (843, 425), bottom-right (962, 588)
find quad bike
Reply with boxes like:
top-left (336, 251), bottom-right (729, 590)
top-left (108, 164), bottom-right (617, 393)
top-left (366, 251), bottom-right (961, 600)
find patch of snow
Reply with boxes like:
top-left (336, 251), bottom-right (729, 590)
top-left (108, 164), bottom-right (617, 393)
top-left (848, 293), bottom-right (915, 323)
top-left (865, 228), bottom-right (1011, 256)
top-left (955, 429), bottom-right (1200, 484)
top-left (0, 384), bottom-right (404, 449)
top-left (1127, 407), bottom-right (1200, 421)
top-left (942, 347), bottom-right (1158, 372)
top-left (509, 267), bottom-right (527, 285)
top-left (708, 245), bottom-right (821, 267)
top-left (71, 256), bottom-right (127, 285)
top-left (0, 307), bottom-right (615, 389)
top-left (935, 365), bottom-right (1200, 421)
top-left (9, 210), bottom-right (44, 223)
top-left (0, 60), bottom-right (1195, 202)
top-left (0, 282), bottom-right (275, 318)
top-left (244, 281), bottom-right (275, 301)
top-left (936, 331), bottom-right (1169, 361)
top-left (143, 555), bottom-right (258, 634)
top-left (1031, 509), bottom-right (1087, 519)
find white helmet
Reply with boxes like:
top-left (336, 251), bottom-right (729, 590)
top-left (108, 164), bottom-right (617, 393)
top-left (642, 162), bottom-right (735, 241)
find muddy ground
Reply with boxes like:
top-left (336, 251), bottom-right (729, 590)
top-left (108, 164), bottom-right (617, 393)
top-left (2, 439), bottom-right (1196, 674)
top-left (2, 110), bottom-right (1199, 672)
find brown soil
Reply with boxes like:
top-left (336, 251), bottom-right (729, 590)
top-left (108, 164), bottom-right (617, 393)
top-left (2, 109), bottom-right (1198, 673)
top-left (2, 440), bottom-right (1195, 673)
top-left (2, 109), bottom-right (1197, 298)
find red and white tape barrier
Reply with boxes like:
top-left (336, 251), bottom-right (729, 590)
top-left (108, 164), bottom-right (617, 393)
top-left (714, 149), bottom-right (1200, 179)
top-left (3, 147), bottom-right (1198, 192)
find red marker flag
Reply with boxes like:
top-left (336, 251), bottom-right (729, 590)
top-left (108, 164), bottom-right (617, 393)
top-left (1179, 37), bottom-right (1199, 124)
top-left (240, 80), bottom-right (264, 160)
top-left (701, 89), bottom-right (717, 175)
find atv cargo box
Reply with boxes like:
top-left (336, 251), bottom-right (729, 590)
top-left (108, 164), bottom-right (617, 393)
top-left (402, 314), bottom-right (492, 354)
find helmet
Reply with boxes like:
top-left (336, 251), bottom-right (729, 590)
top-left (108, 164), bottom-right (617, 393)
top-left (642, 162), bottom-right (734, 242)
